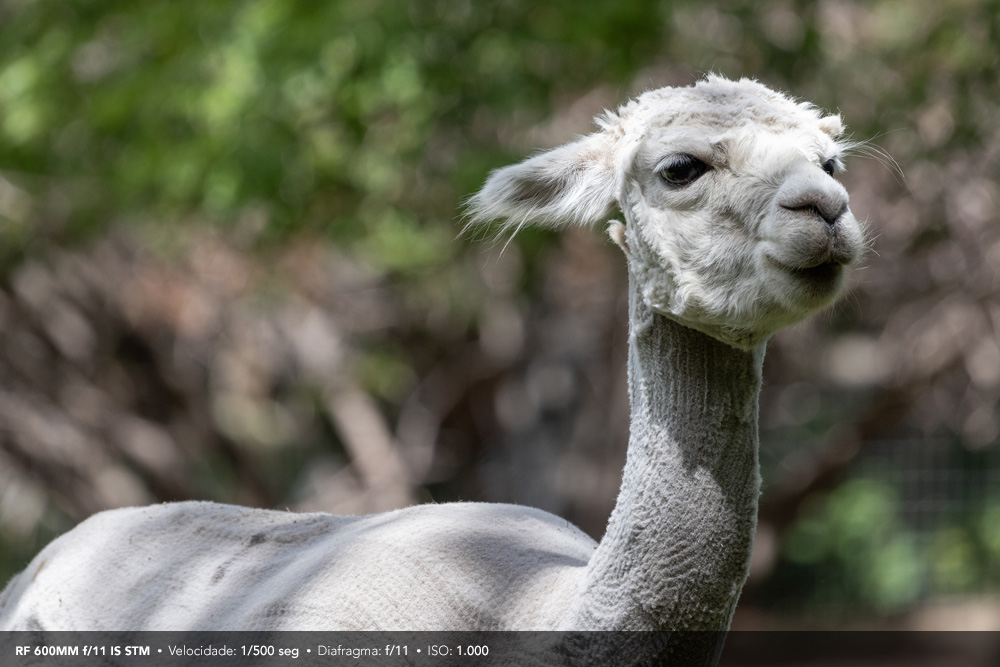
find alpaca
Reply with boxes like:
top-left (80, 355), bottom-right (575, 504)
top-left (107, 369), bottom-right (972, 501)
top-left (0, 76), bottom-right (864, 659)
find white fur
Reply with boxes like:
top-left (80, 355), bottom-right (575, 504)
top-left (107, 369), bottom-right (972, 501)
top-left (1, 77), bottom-right (866, 642)
top-left (468, 74), bottom-right (864, 347)
top-left (0, 501), bottom-right (591, 630)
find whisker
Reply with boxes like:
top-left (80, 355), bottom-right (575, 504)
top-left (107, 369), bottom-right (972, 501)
top-left (842, 133), bottom-right (907, 190)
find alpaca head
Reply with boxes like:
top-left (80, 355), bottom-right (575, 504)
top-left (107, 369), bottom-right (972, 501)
top-left (468, 75), bottom-right (867, 348)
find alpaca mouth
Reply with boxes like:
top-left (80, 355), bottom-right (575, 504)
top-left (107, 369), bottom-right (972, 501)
top-left (788, 260), bottom-right (841, 283)
top-left (767, 256), bottom-right (843, 286)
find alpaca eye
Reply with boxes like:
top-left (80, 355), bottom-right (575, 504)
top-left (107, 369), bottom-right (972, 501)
top-left (821, 158), bottom-right (837, 177)
top-left (658, 155), bottom-right (710, 187)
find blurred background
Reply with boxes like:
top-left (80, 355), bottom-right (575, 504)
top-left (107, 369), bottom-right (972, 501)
top-left (0, 0), bottom-right (998, 630)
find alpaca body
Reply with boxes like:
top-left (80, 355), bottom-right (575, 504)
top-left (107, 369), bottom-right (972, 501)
top-left (1, 280), bottom-right (762, 634)
top-left (0, 77), bottom-right (866, 648)
top-left (0, 500), bottom-right (593, 630)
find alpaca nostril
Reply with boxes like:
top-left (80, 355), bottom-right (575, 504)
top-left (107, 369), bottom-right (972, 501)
top-left (777, 170), bottom-right (850, 228)
top-left (782, 202), bottom-right (844, 227)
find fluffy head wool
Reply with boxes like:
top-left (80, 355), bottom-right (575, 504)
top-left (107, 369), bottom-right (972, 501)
top-left (467, 75), bottom-right (866, 348)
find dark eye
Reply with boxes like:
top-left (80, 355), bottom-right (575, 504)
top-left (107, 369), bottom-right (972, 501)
top-left (821, 158), bottom-right (837, 177)
top-left (658, 155), bottom-right (710, 187)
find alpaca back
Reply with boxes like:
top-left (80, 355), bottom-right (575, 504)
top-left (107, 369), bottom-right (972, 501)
top-left (0, 500), bottom-right (594, 631)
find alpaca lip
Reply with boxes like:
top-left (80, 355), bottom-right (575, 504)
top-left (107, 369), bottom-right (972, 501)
top-left (789, 261), bottom-right (841, 283)
top-left (766, 255), bottom-right (843, 283)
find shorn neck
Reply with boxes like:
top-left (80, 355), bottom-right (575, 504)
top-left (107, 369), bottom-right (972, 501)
top-left (562, 268), bottom-right (765, 660)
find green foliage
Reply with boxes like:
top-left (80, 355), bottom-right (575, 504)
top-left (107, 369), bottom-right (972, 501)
top-left (781, 479), bottom-right (925, 610)
top-left (780, 475), bottom-right (1000, 612)
top-left (0, 0), bottom-right (664, 265)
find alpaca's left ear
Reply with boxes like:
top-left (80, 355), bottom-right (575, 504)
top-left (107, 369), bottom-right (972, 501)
top-left (818, 114), bottom-right (844, 138)
top-left (465, 130), bottom-right (619, 233)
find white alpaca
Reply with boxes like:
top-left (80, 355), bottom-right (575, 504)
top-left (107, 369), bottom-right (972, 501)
top-left (0, 76), bottom-right (864, 652)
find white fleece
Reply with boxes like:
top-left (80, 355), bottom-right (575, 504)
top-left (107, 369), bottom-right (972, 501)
top-left (0, 501), bottom-right (593, 630)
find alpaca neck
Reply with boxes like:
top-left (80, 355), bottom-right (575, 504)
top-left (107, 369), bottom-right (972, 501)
top-left (564, 274), bottom-right (764, 631)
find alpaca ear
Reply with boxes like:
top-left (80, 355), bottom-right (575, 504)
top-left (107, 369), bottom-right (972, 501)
top-left (818, 114), bottom-right (844, 138)
top-left (465, 131), bottom-right (619, 234)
